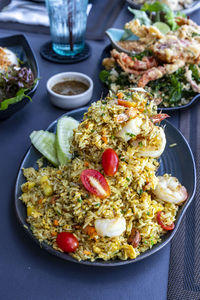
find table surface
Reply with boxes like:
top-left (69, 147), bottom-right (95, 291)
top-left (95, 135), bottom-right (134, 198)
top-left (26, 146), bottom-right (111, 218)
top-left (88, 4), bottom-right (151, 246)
top-left (0, 3), bottom-right (198, 300)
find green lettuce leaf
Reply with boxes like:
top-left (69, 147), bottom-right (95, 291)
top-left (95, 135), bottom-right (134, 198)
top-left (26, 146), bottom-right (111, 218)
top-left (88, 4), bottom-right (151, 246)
top-left (128, 7), bottom-right (151, 26)
top-left (0, 88), bottom-right (31, 110)
top-left (141, 1), bottom-right (184, 31)
top-left (142, 2), bottom-right (170, 13)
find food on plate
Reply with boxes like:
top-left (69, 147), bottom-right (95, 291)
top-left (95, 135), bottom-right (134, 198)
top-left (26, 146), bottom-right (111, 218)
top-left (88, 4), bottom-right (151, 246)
top-left (30, 116), bottom-right (79, 166)
top-left (129, 0), bottom-right (193, 11)
top-left (0, 47), bottom-right (19, 72)
top-left (20, 89), bottom-right (187, 262)
top-left (100, 3), bottom-right (200, 107)
top-left (0, 47), bottom-right (35, 110)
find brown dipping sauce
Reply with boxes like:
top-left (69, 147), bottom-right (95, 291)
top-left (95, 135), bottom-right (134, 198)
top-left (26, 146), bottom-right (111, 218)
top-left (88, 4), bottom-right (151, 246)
top-left (52, 80), bottom-right (88, 96)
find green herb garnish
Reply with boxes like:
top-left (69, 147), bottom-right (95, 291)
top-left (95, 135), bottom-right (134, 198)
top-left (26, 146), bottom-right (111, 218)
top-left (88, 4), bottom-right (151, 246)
top-left (138, 189), bottom-right (143, 195)
top-left (126, 132), bottom-right (136, 137)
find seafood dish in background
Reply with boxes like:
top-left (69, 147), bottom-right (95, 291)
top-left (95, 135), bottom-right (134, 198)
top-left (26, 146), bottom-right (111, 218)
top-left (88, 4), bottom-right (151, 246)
top-left (100, 3), bottom-right (200, 108)
top-left (19, 89), bottom-right (188, 262)
top-left (127, 0), bottom-right (194, 11)
top-left (0, 46), bottom-right (35, 110)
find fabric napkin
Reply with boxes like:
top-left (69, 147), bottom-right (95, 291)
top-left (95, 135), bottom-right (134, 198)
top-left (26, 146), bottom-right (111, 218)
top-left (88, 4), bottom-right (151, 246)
top-left (0, 0), bottom-right (92, 27)
top-left (0, 0), bottom-right (49, 26)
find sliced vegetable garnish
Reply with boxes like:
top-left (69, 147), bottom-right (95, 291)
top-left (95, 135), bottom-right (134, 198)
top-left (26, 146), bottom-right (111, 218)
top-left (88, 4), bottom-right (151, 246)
top-left (157, 211), bottom-right (175, 231)
top-left (56, 232), bottom-right (79, 253)
top-left (153, 22), bottom-right (170, 35)
top-left (102, 148), bottom-right (119, 176)
top-left (118, 99), bottom-right (136, 108)
top-left (30, 130), bottom-right (59, 166)
top-left (56, 116), bottom-right (79, 165)
top-left (80, 169), bottom-right (110, 199)
top-left (151, 113), bottom-right (169, 123)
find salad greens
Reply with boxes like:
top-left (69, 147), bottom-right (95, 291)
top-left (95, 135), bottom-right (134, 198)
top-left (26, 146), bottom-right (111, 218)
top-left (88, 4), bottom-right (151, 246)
top-left (0, 66), bottom-right (35, 111)
top-left (128, 1), bottom-right (185, 31)
top-left (100, 49), bottom-right (198, 107)
top-left (122, 2), bottom-right (184, 43)
top-left (148, 67), bottom-right (196, 105)
top-left (128, 7), bottom-right (151, 26)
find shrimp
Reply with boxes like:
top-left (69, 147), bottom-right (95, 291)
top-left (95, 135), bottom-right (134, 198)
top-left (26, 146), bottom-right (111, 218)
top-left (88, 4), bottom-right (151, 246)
top-left (115, 107), bottom-right (138, 124)
top-left (175, 16), bottom-right (198, 28)
top-left (110, 49), bottom-right (158, 74)
top-left (151, 113), bottom-right (169, 123)
top-left (94, 217), bottom-right (126, 237)
top-left (117, 117), bottom-right (143, 141)
top-left (153, 174), bottom-right (188, 205)
top-left (137, 59), bottom-right (186, 88)
top-left (137, 127), bottom-right (166, 158)
top-left (138, 66), bottom-right (166, 88)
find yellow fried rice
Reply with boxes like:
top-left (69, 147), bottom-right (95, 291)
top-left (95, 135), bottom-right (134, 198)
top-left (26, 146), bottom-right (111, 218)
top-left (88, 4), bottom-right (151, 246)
top-left (20, 89), bottom-right (179, 262)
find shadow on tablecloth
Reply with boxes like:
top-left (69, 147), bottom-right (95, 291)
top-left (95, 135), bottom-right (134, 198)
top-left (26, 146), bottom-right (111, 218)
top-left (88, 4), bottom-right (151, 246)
top-left (167, 102), bottom-right (200, 300)
top-left (0, 0), bottom-right (125, 40)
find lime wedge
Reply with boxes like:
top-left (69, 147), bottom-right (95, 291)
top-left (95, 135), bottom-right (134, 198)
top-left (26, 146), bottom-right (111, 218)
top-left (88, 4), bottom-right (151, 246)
top-left (56, 116), bottom-right (79, 165)
top-left (30, 130), bottom-right (59, 166)
top-left (153, 22), bottom-right (170, 35)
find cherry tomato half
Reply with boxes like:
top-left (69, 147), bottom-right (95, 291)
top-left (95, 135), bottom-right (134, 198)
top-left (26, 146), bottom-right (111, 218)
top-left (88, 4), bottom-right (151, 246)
top-left (80, 169), bottom-right (110, 199)
top-left (102, 148), bottom-right (119, 176)
top-left (157, 211), bottom-right (175, 231)
top-left (56, 232), bottom-right (79, 253)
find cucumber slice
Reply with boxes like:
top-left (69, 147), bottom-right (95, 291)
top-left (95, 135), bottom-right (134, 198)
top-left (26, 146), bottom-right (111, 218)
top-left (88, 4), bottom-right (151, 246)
top-left (30, 130), bottom-right (59, 166)
top-left (56, 116), bottom-right (79, 165)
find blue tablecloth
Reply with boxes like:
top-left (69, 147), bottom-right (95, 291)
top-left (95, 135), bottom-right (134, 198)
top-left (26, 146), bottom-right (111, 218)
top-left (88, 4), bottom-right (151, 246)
top-left (0, 3), bottom-right (197, 299)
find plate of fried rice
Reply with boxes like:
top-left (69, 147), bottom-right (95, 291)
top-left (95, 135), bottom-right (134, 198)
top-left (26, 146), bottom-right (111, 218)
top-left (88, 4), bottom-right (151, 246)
top-left (15, 89), bottom-right (196, 266)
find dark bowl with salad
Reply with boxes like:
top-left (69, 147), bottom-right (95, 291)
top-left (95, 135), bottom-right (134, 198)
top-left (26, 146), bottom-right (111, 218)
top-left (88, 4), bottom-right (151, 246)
top-left (100, 2), bottom-right (200, 111)
top-left (0, 34), bottom-right (39, 120)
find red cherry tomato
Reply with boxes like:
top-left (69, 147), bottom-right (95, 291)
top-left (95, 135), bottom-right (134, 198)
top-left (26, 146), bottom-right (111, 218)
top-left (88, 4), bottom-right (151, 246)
top-left (157, 211), bottom-right (175, 231)
top-left (56, 232), bottom-right (79, 253)
top-left (102, 148), bottom-right (119, 176)
top-left (80, 169), bottom-right (110, 199)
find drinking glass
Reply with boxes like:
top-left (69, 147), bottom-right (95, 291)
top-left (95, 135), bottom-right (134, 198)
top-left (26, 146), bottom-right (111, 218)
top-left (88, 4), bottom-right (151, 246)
top-left (45, 0), bottom-right (88, 56)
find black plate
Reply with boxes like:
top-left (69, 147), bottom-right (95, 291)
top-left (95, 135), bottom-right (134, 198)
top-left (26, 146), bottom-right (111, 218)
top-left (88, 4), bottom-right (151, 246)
top-left (15, 107), bottom-right (196, 266)
top-left (0, 34), bottom-right (39, 120)
top-left (126, 0), bottom-right (200, 14)
top-left (100, 45), bottom-right (200, 111)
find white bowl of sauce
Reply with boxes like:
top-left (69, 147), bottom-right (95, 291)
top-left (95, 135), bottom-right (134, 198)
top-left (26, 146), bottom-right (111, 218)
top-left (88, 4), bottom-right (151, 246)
top-left (47, 72), bottom-right (93, 109)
